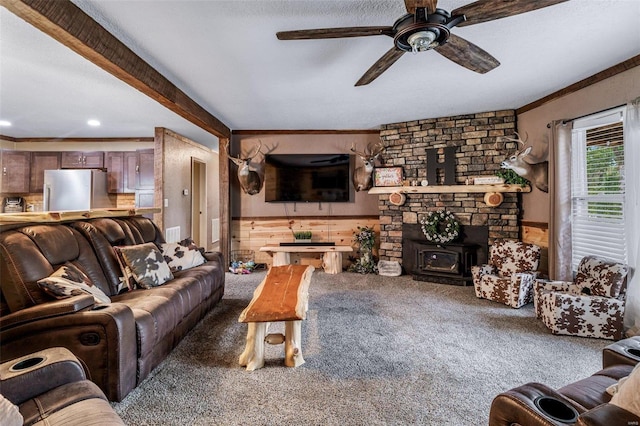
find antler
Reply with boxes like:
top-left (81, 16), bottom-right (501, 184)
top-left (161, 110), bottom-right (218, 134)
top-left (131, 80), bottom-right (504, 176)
top-left (495, 132), bottom-right (528, 153)
top-left (246, 140), bottom-right (263, 160)
top-left (351, 141), bottom-right (385, 158)
top-left (226, 140), bottom-right (262, 162)
top-left (368, 141), bottom-right (386, 157)
top-left (350, 142), bottom-right (368, 158)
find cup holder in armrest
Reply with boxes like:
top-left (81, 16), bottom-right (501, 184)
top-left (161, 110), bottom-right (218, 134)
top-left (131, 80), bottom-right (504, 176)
top-left (626, 347), bottom-right (640, 358)
top-left (534, 396), bottom-right (579, 424)
top-left (91, 304), bottom-right (109, 311)
top-left (10, 356), bottom-right (46, 372)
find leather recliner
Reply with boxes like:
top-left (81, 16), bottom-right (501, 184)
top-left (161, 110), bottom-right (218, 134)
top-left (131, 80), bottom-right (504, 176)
top-left (489, 336), bottom-right (640, 425)
top-left (0, 347), bottom-right (125, 426)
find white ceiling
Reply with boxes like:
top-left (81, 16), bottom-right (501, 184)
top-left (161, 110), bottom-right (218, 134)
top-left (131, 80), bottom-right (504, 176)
top-left (1, 0), bottom-right (639, 148)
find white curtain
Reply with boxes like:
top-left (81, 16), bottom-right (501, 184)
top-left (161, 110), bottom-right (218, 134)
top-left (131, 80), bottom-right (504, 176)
top-left (624, 99), bottom-right (640, 330)
top-left (548, 121), bottom-right (573, 281)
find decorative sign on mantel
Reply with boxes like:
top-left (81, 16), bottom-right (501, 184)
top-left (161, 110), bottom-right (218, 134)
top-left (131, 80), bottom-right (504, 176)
top-left (374, 167), bottom-right (403, 187)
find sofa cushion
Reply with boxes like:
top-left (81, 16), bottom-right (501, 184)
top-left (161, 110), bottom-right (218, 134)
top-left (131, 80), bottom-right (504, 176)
top-left (574, 255), bottom-right (629, 298)
top-left (610, 363), bottom-right (640, 417)
top-left (161, 240), bottom-right (206, 272)
top-left (114, 243), bottom-right (174, 289)
top-left (37, 263), bottom-right (111, 305)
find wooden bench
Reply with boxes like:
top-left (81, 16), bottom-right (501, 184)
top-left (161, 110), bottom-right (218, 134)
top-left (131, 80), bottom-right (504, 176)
top-left (238, 264), bottom-right (315, 371)
top-left (259, 245), bottom-right (352, 274)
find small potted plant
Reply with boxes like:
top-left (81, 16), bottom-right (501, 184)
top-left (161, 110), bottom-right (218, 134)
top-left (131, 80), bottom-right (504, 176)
top-left (293, 230), bottom-right (312, 243)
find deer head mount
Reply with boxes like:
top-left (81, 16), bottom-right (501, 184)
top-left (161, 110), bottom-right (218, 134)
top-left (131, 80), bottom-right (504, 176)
top-left (227, 141), bottom-right (264, 195)
top-left (351, 142), bottom-right (386, 192)
top-left (497, 133), bottom-right (548, 193)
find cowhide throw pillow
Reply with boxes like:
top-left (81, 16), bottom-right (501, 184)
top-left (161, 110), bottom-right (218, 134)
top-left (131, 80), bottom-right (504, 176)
top-left (38, 263), bottom-right (111, 304)
top-left (161, 238), bottom-right (206, 272)
top-left (115, 243), bottom-right (174, 289)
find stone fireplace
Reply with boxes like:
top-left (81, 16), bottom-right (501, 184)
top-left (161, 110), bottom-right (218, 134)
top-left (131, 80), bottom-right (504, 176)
top-left (376, 110), bottom-right (522, 271)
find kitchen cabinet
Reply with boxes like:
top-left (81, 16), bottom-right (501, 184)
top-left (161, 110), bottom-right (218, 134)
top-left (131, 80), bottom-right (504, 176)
top-left (1, 150), bottom-right (31, 194)
top-left (30, 152), bottom-right (61, 193)
top-left (106, 151), bottom-right (138, 193)
top-left (135, 149), bottom-right (154, 190)
top-left (106, 149), bottom-right (153, 194)
top-left (61, 151), bottom-right (104, 169)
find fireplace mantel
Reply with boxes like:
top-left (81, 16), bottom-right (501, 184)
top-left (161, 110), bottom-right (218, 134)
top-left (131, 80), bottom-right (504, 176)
top-left (368, 184), bottom-right (530, 195)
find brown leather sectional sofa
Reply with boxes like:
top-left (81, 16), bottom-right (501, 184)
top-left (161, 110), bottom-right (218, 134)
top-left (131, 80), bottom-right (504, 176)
top-left (489, 336), bottom-right (640, 425)
top-left (0, 216), bottom-right (225, 402)
top-left (1, 347), bottom-right (125, 425)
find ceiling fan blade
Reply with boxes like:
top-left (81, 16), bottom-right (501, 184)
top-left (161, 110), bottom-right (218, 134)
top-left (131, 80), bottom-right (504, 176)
top-left (355, 48), bottom-right (405, 86)
top-left (277, 26), bottom-right (393, 40)
top-left (453, 0), bottom-right (568, 27)
top-left (435, 34), bottom-right (500, 74)
top-left (404, 0), bottom-right (438, 14)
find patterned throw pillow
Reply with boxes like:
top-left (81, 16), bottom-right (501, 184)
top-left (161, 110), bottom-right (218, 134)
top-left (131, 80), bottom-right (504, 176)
top-left (114, 243), bottom-right (174, 289)
top-left (38, 263), bottom-right (111, 304)
top-left (161, 238), bottom-right (206, 272)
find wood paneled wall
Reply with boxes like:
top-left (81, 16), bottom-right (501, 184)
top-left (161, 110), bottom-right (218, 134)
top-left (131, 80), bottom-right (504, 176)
top-left (231, 216), bottom-right (379, 268)
top-left (522, 221), bottom-right (549, 276)
top-left (231, 216), bottom-right (548, 274)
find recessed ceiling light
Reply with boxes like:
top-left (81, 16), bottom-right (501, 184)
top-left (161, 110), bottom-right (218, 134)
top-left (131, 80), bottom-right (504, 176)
top-left (0, 120), bottom-right (11, 127)
top-left (87, 119), bottom-right (101, 127)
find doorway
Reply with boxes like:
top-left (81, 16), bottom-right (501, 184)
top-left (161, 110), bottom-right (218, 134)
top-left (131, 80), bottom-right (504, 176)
top-left (191, 158), bottom-right (207, 248)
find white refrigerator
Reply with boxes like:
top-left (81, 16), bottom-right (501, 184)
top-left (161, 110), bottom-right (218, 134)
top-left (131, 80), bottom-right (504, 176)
top-left (43, 169), bottom-right (116, 211)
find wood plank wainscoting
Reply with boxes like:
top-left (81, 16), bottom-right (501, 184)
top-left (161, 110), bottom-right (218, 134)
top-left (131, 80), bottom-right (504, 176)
top-left (233, 217), bottom-right (547, 275)
top-left (231, 216), bottom-right (379, 269)
top-left (521, 221), bottom-right (549, 277)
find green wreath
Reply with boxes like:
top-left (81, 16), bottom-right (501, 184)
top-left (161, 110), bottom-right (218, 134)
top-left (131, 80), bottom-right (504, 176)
top-left (420, 210), bottom-right (460, 244)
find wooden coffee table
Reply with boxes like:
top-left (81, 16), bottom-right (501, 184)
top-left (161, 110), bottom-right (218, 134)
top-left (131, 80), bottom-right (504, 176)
top-left (259, 244), bottom-right (352, 274)
top-left (238, 264), bottom-right (314, 371)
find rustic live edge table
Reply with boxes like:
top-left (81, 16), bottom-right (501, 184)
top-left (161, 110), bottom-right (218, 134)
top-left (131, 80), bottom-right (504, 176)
top-left (238, 264), bottom-right (315, 371)
top-left (259, 244), bottom-right (352, 274)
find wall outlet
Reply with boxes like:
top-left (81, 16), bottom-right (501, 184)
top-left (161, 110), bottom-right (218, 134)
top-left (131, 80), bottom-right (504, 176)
top-left (183, 189), bottom-right (189, 196)
top-left (164, 198), bottom-right (169, 207)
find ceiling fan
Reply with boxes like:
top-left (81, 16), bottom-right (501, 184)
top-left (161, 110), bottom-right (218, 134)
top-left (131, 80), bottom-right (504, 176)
top-left (276, 0), bottom-right (568, 86)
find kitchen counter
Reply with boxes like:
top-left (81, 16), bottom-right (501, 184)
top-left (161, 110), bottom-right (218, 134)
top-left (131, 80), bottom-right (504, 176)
top-left (0, 207), bottom-right (160, 226)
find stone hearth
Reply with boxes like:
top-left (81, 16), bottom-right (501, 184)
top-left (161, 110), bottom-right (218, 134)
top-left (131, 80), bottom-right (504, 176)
top-left (376, 110), bottom-right (521, 265)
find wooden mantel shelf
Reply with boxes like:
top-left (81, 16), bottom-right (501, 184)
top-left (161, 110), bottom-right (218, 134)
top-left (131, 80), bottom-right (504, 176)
top-left (0, 207), bottom-right (161, 225)
top-left (368, 184), bottom-right (531, 195)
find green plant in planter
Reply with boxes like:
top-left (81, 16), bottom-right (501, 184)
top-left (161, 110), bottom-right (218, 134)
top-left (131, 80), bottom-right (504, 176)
top-left (293, 230), bottom-right (312, 240)
top-left (496, 169), bottom-right (530, 187)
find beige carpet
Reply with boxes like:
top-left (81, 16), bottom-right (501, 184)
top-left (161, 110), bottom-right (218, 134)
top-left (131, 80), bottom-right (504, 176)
top-left (112, 270), bottom-right (608, 425)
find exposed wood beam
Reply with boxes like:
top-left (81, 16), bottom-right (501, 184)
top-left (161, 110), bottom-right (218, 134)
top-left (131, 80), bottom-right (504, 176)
top-left (517, 54), bottom-right (640, 115)
top-left (233, 129), bottom-right (381, 135)
top-left (2, 0), bottom-right (231, 139)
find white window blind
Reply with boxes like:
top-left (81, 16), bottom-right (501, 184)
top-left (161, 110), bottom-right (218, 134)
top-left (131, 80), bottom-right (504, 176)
top-left (571, 107), bottom-right (627, 271)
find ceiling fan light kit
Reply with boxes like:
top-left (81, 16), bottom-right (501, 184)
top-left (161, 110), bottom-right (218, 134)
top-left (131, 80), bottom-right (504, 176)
top-left (276, 0), bottom-right (568, 86)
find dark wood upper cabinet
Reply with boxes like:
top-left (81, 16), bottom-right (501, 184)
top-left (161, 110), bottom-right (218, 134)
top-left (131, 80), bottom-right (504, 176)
top-left (106, 149), bottom-right (153, 193)
top-left (136, 149), bottom-right (154, 190)
top-left (30, 152), bottom-right (61, 193)
top-left (1, 150), bottom-right (31, 194)
top-left (105, 151), bottom-right (125, 193)
top-left (61, 151), bottom-right (104, 169)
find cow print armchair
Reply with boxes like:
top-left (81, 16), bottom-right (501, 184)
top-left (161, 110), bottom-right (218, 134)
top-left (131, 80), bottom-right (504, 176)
top-left (534, 255), bottom-right (629, 340)
top-left (471, 240), bottom-right (541, 308)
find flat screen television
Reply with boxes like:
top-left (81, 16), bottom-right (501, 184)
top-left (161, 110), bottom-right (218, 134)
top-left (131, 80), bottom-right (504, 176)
top-left (264, 154), bottom-right (353, 203)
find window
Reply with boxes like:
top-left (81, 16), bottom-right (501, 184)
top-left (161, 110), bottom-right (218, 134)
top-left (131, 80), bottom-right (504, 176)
top-left (571, 107), bottom-right (627, 271)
